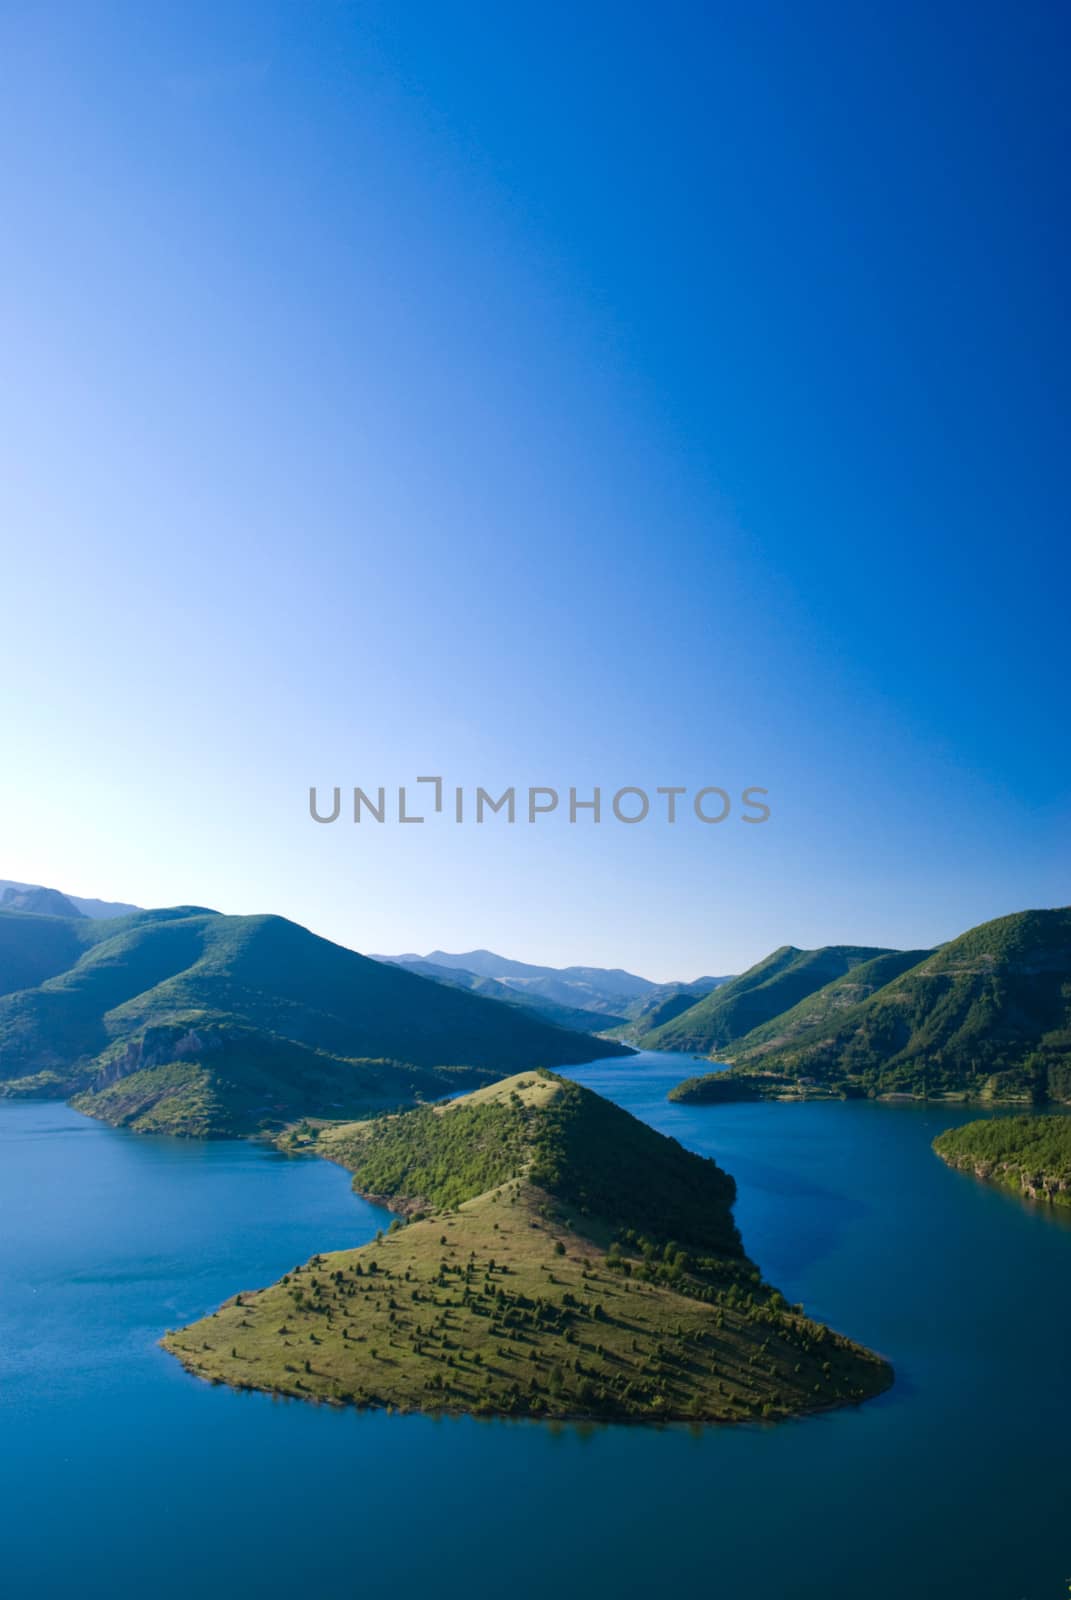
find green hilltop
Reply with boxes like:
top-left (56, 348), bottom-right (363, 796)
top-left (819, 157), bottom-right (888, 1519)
top-left (0, 907), bottom-right (628, 1134)
top-left (166, 1071), bottom-right (891, 1423)
top-left (671, 909), bottom-right (1071, 1105)
top-left (639, 945), bottom-right (895, 1054)
top-left (933, 1115), bottom-right (1071, 1206)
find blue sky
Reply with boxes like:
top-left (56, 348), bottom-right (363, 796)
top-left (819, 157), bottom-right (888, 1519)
top-left (1, 1), bottom-right (1068, 979)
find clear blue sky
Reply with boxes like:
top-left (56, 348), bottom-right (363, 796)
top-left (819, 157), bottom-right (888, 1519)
top-left (2, 2), bottom-right (1068, 979)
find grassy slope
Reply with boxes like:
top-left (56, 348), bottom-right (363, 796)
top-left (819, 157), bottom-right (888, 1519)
top-left (72, 1031), bottom-right (491, 1138)
top-left (0, 911), bottom-right (100, 1000)
top-left (639, 945), bottom-right (895, 1054)
top-left (165, 1073), bottom-right (891, 1423)
top-left (724, 909), bottom-right (1071, 1102)
top-left (934, 1115), bottom-right (1071, 1205)
top-left (667, 950), bottom-right (937, 1104)
top-left (622, 976), bottom-right (726, 1017)
top-left (726, 950), bottom-right (934, 1062)
top-left (606, 981), bottom-right (724, 1040)
top-left (0, 909), bottom-right (629, 1132)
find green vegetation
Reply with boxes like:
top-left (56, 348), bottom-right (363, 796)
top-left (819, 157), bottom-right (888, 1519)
top-left (71, 1032), bottom-right (484, 1138)
top-left (670, 1074), bottom-right (770, 1104)
top-left (0, 907), bottom-right (629, 1134)
top-left (169, 1073), bottom-right (891, 1422)
top-left (669, 1071), bottom-right (859, 1104)
top-left (640, 945), bottom-right (894, 1053)
top-left (307, 1092), bottom-right (536, 1212)
top-left (0, 909), bottom-right (96, 1000)
top-left (718, 910), bottom-right (1071, 1103)
top-left (606, 979), bottom-right (727, 1040)
top-left (934, 1115), bottom-right (1071, 1205)
top-left (725, 950), bottom-right (934, 1062)
top-left (663, 911), bottom-right (1071, 1107)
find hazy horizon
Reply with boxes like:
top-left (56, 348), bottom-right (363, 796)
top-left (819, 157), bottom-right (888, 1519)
top-left (4, 869), bottom-right (1068, 986)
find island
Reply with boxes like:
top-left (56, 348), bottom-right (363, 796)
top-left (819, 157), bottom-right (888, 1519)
top-left (164, 1071), bottom-right (892, 1423)
top-left (933, 1115), bottom-right (1071, 1206)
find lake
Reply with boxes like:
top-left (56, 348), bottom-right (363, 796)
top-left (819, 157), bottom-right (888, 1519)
top-left (2, 1052), bottom-right (1068, 1600)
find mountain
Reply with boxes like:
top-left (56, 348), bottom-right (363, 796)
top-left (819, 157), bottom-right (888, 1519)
top-left (0, 907), bottom-right (630, 1134)
top-left (374, 948), bottom-right (720, 1019)
top-left (0, 908), bottom-right (97, 998)
top-left (610, 977), bottom-right (732, 1036)
top-left (639, 945), bottom-right (896, 1053)
top-left (419, 949), bottom-right (657, 1013)
top-left (68, 893), bottom-right (141, 920)
top-left (421, 950), bottom-right (657, 996)
top-left (725, 950), bottom-right (935, 1063)
top-left (0, 885), bottom-right (85, 918)
top-left (418, 949), bottom-right (576, 982)
top-left (165, 1070), bottom-right (891, 1422)
top-left (711, 909), bottom-right (1071, 1102)
top-left (0, 879), bottom-right (139, 919)
top-left (381, 957), bottom-right (626, 1032)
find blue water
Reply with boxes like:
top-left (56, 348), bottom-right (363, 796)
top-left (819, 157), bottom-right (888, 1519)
top-left (2, 1054), bottom-right (1069, 1600)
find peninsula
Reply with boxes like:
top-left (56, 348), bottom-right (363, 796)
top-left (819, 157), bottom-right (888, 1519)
top-left (933, 1116), bottom-right (1071, 1206)
top-left (164, 1071), bottom-right (892, 1423)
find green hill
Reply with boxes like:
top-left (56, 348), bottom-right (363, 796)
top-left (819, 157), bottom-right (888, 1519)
top-left (605, 978), bottom-right (730, 1040)
top-left (726, 949), bottom-right (935, 1063)
top-left (934, 1115), bottom-right (1071, 1205)
top-left (0, 908), bottom-right (629, 1133)
top-left (710, 909), bottom-right (1071, 1102)
top-left (0, 910), bottom-right (97, 999)
top-left (166, 1071), bottom-right (891, 1423)
top-left (639, 945), bottom-right (895, 1053)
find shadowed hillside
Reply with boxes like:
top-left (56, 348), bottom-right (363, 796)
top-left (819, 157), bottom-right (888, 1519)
top-left (0, 908), bottom-right (630, 1133)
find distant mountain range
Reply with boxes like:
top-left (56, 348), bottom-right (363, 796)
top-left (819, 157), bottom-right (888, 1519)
top-left (661, 909), bottom-right (1071, 1105)
top-left (0, 907), bottom-right (629, 1134)
top-left (375, 958), bottom-right (629, 1033)
top-left (7, 878), bottom-right (1064, 1114)
top-left (374, 948), bottom-right (730, 1026)
top-left (0, 880), bottom-right (139, 920)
